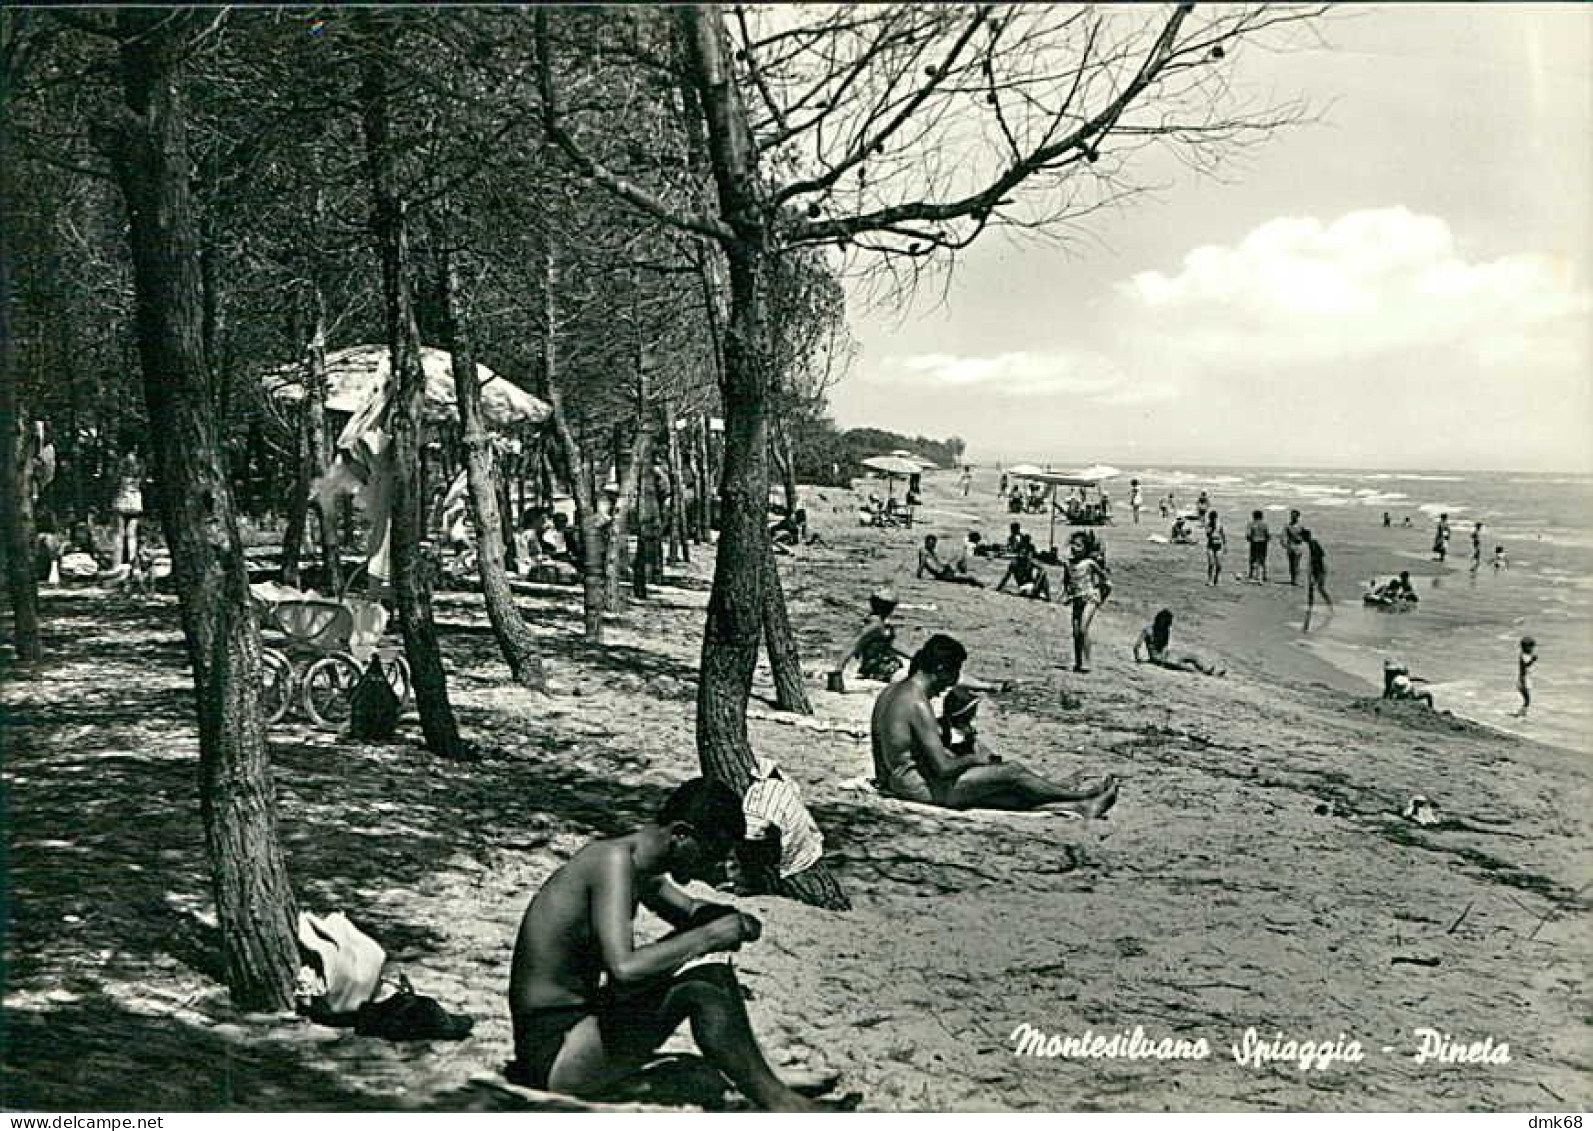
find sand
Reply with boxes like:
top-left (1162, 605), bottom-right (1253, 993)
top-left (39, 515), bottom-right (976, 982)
top-left (2, 469), bottom-right (1589, 1112)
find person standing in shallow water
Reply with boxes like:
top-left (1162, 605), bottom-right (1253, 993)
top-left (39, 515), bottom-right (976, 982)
top-left (1305, 529), bottom-right (1333, 608)
top-left (1512, 636), bottom-right (1537, 717)
top-left (1432, 512), bottom-right (1451, 562)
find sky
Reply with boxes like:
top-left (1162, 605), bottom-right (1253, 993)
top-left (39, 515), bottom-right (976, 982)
top-left (829, 5), bottom-right (1593, 473)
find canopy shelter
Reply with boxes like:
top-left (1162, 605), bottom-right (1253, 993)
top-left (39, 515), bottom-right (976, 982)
top-left (262, 344), bottom-right (550, 588)
top-left (1007, 465), bottom-right (1120, 546)
top-left (860, 453), bottom-right (925, 500)
top-left (890, 449), bottom-right (938, 470)
top-left (261, 344), bottom-right (551, 432)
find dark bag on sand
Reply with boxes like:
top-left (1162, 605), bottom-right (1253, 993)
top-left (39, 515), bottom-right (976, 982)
top-left (355, 976), bottom-right (474, 1042)
top-left (348, 658), bottom-right (400, 741)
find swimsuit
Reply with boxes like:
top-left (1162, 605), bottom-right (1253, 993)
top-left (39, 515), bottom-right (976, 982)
top-left (509, 1004), bottom-right (589, 1090)
top-left (509, 973), bottom-right (704, 1091)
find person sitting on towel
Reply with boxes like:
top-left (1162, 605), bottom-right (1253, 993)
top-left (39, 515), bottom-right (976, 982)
top-left (507, 779), bottom-right (828, 1111)
top-left (870, 634), bottom-right (1118, 815)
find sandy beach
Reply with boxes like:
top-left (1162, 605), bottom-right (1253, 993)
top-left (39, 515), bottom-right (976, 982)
top-left (3, 467), bottom-right (1590, 1112)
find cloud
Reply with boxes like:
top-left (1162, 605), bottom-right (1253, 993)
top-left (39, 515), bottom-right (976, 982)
top-left (1118, 207), bottom-right (1591, 371)
top-left (867, 349), bottom-right (1177, 403)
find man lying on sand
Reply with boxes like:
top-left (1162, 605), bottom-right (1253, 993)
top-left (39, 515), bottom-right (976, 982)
top-left (871, 634), bottom-right (1118, 815)
top-left (506, 779), bottom-right (832, 1111)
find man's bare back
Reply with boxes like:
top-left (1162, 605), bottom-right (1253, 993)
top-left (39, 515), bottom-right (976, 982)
top-left (871, 634), bottom-right (1119, 816)
top-left (505, 780), bottom-right (827, 1111)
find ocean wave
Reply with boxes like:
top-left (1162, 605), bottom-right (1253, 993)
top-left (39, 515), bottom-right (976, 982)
top-left (1391, 474), bottom-right (1468, 482)
top-left (1416, 502), bottom-right (1467, 517)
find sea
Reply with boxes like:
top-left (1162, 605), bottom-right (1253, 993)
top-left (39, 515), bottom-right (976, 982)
top-left (1123, 466), bottom-right (1593, 756)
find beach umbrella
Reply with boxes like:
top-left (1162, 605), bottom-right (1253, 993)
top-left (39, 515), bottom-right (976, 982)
top-left (890, 449), bottom-right (938, 469)
top-left (861, 454), bottom-right (924, 477)
top-left (262, 344), bottom-right (550, 431)
top-left (1006, 462), bottom-right (1046, 479)
top-left (860, 454), bottom-right (922, 501)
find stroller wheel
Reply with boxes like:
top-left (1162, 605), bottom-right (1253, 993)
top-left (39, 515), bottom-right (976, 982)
top-left (301, 653), bottom-right (362, 731)
top-left (260, 648), bottom-right (295, 725)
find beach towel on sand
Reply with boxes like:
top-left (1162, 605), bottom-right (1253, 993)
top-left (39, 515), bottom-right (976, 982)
top-left (837, 775), bottom-right (1079, 821)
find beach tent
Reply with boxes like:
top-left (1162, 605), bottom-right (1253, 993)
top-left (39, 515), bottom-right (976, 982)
top-left (261, 344), bottom-right (551, 431)
top-left (266, 345), bottom-right (549, 586)
top-left (1008, 466), bottom-right (1117, 547)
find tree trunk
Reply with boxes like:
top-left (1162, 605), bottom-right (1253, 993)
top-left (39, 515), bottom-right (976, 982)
top-left (305, 188), bottom-right (340, 594)
top-left (534, 238), bottom-right (606, 642)
top-left (761, 542), bottom-right (811, 714)
top-left (437, 242), bottom-right (545, 690)
top-left (359, 42), bottom-right (468, 760)
top-left (2, 392), bottom-right (42, 663)
top-left (662, 399), bottom-right (688, 564)
top-left (772, 415), bottom-right (799, 517)
top-left (278, 406), bottom-right (309, 587)
top-left (1, 24), bottom-right (41, 663)
top-left (604, 361), bottom-right (654, 609)
top-left (108, 9), bottom-right (300, 1007)
top-left (683, 4), bottom-right (842, 910)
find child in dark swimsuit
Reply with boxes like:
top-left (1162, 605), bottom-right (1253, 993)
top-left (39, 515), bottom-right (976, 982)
top-left (831, 588), bottom-right (910, 686)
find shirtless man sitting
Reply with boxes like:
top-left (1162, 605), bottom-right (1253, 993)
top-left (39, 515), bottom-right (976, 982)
top-left (870, 634), bottom-right (1118, 816)
top-left (507, 779), bottom-right (825, 1111)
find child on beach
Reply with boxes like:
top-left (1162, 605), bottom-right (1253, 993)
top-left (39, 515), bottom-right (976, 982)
top-left (1492, 545), bottom-right (1509, 571)
top-left (1134, 610), bottom-right (1223, 676)
top-left (1062, 533), bottom-right (1107, 672)
top-left (1382, 660), bottom-right (1434, 708)
top-left (831, 587), bottom-right (911, 687)
top-left (1204, 511), bottom-right (1226, 585)
top-left (939, 685), bottom-right (996, 763)
top-left (1513, 636), bottom-right (1537, 717)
